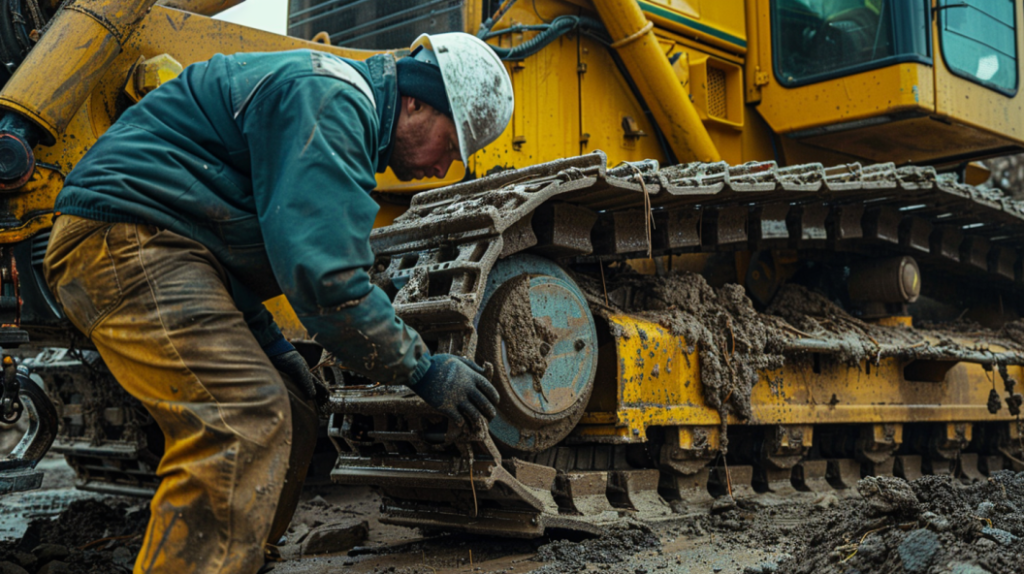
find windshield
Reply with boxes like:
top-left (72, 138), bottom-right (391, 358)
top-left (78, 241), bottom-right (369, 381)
top-left (773, 0), bottom-right (930, 86)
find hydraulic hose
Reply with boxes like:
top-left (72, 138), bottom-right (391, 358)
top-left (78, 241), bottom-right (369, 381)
top-left (485, 15), bottom-right (605, 61)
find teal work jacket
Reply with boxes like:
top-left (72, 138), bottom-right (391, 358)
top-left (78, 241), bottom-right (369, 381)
top-left (54, 50), bottom-right (431, 385)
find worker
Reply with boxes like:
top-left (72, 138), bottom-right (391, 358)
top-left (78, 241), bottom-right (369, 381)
top-left (42, 33), bottom-right (513, 574)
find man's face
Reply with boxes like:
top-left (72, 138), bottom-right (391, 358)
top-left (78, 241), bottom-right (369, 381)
top-left (390, 97), bottom-right (461, 181)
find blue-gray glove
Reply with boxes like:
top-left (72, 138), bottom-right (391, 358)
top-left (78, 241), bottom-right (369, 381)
top-left (266, 342), bottom-right (329, 408)
top-left (411, 354), bottom-right (500, 429)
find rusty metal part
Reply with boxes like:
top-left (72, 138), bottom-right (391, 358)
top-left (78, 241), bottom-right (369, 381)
top-left (475, 255), bottom-right (598, 454)
top-left (0, 364), bottom-right (58, 494)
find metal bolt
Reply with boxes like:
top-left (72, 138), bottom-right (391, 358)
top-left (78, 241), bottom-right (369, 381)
top-left (135, 54), bottom-right (184, 97)
top-left (539, 342), bottom-right (551, 356)
top-left (575, 339), bottom-right (586, 351)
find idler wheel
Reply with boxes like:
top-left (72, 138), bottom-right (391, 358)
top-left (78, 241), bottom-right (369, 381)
top-left (476, 254), bottom-right (598, 454)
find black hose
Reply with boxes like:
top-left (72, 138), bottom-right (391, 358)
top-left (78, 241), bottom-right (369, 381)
top-left (488, 15), bottom-right (605, 61)
top-left (483, 13), bottom-right (676, 164)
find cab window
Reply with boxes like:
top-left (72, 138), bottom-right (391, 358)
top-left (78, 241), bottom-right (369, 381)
top-left (938, 0), bottom-right (1017, 95)
top-left (773, 0), bottom-right (931, 86)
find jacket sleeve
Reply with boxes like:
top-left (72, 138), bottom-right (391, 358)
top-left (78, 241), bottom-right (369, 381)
top-left (242, 74), bottom-right (431, 385)
top-left (228, 274), bottom-right (293, 357)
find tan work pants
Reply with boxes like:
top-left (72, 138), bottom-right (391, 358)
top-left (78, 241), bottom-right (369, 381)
top-left (43, 215), bottom-right (318, 574)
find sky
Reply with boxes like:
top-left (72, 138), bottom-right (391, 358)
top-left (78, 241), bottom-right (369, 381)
top-left (213, 0), bottom-right (289, 35)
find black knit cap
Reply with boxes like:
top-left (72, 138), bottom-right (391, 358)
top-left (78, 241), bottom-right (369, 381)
top-left (395, 48), bottom-right (452, 117)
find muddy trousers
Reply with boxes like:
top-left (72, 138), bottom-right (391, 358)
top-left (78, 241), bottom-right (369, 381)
top-left (43, 215), bottom-right (318, 574)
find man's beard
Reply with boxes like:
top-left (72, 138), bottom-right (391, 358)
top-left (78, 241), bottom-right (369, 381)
top-left (389, 119), bottom-right (431, 181)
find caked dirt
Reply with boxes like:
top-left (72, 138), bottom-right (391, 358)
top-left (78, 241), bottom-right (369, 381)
top-left (6, 463), bottom-right (1024, 573)
top-left (577, 269), bottom-right (1024, 435)
top-left (0, 496), bottom-right (149, 573)
top-left (778, 471), bottom-right (1024, 574)
top-left (575, 269), bottom-right (788, 451)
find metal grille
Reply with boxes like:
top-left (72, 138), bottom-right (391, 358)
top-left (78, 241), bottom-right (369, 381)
top-left (707, 67), bottom-right (727, 119)
top-left (288, 0), bottom-right (467, 50)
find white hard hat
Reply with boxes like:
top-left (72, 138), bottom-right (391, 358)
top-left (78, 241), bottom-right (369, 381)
top-left (411, 32), bottom-right (514, 166)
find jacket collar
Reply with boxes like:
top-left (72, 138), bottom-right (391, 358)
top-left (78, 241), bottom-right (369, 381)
top-left (364, 54), bottom-right (399, 174)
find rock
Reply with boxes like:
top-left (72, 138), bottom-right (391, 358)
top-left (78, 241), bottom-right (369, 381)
top-left (813, 493), bottom-right (839, 509)
top-left (857, 476), bottom-right (920, 518)
top-left (37, 561), bottom-right (70, 574)
top-left (720, 519), bottom-right (743, 531)
top-left (974, 537), bottom-right (997, 549)
top-left (288, 522), bottom-right (311, 545)
top-left (742, 562), bottom-right (779, 574)
top-left (921, 511), bottom-right (950, 533)
top-left (32, 543), bottom-right (70, 563)
top-left (9, 551), bottom-right (35, 570)
top-left (300, 519), bottom-right (369, 556)
top-left (980, 526), bottom-right (1019, 546)
top-left (306, 495), bottom-right (330, 508)
top-left (975, 501), bottom-right (996, 517)
top-left (951, 563), bottom-right (991, 574)
top-left (857, 536), bottom-right (885, 562)
top-left (0, 561), bottom-right (29, 574)
top-left (711, 495), bottom-right (737, 513)
top-left (897, 529), bottom-right (940, 573)
top-left (112, 546), bottom-right (134, 568)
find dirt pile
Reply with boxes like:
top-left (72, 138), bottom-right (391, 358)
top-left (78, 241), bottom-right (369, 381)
top-left (531, 521), bottom-right (661, 573)
top-left (778, 471), bottom-right (1024, 574)
top-left (0, 498), bottom-right (148, 573)
top-left (576, 269), bottom-right (786, 449)
top-left (986, 154), bottom-right (1024, 200)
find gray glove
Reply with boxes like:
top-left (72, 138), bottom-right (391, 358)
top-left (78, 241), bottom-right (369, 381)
top-left (411, 354), bottom-right (500, 429)
top-left (269, 349), bottom-right (329, 407)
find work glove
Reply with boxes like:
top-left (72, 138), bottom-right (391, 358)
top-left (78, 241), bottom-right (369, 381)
top-left (268, 348), bottom-right (330, 409)
top-left (410, 354), bottom-right (500, 430)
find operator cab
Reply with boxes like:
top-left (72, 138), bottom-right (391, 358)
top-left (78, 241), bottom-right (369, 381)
top-left (756, 0), bottom-right (1024, 167)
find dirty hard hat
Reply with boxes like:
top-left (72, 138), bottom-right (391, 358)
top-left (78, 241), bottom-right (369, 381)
top-left (410, 32), bottom-right (514, 166)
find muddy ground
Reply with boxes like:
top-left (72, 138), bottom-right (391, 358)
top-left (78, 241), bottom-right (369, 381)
top-left (2, 456), bottom-right (1022, 574)
top-left (986, 154), bottom-right (1024, 199)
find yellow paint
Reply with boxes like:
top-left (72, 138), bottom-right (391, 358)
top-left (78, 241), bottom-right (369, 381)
top-left (752, 1), bottom-right (1024, 163)
top-left (587, 314), bottom-right (1022, 442)
top-left (592, 0), bottom-right (721, 163)
top-left (640, 0), bottom-right (747, 55)
top-left (873, 316), bottom-right (913, 328)
top-left (932, 4), bottom-right (1024, 145)
top-left (758, 63), bottom-right (935, 135)
top-left (135, 54), bottom-right (185, 96)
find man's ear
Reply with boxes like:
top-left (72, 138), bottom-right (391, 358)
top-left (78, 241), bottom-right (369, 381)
top-left (402, 96), bottom-right (424, 114)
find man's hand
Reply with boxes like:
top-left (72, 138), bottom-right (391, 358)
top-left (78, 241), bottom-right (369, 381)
top-left (411, 354), bottom-right (500, 429)
top-left (270, 349), bottom-right (329, 408)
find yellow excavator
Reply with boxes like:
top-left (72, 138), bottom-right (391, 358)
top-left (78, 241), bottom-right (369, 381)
top-left (1, 0), bottom-right (1023, 538)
